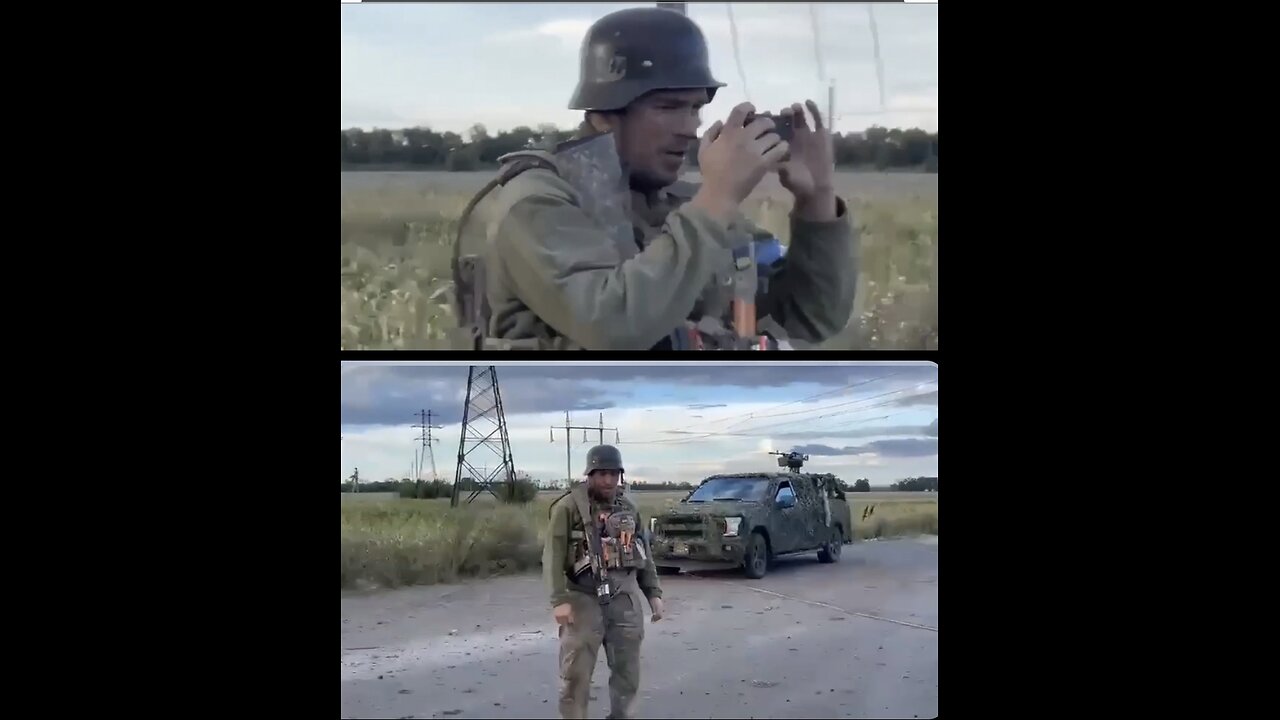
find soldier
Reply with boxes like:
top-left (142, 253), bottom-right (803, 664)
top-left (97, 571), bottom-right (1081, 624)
top-left (451, 6), bottom-right (858, 351)
top-left (543, 444), bottom-right (664, 719)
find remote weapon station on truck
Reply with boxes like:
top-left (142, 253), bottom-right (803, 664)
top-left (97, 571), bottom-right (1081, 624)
top-left (649, 451), bottom-right (853, 579)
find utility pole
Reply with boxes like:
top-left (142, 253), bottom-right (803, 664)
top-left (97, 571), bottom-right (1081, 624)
top-left (828, 79), bottom-right (836, 133)
top-left (412, 409), bottom-right (443, 497)
top-left (452, 366), bottom-right (517, 506)
top-left (550, 412), bottom-right (619, 488)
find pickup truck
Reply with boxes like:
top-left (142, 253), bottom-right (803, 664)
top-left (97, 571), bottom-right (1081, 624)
top-left (648, 471), bottom-right (853, 579)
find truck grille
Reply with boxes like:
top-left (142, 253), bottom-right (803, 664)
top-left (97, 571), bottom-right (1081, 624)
top-left (658, 515), bottom-right (713, 539)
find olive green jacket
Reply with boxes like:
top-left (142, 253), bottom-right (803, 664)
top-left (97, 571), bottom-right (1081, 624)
top-left (469, 155), bottom-right (858, 351)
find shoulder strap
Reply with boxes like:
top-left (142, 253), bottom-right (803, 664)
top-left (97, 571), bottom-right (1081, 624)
top-left (452, 152), bottom-right (559, 275)
top-left (570, 483), bottom-right (594, 534)
top-left (450, 153), bottom-right (561, 345)
top-left (547, 487), bottom-right (573, 519)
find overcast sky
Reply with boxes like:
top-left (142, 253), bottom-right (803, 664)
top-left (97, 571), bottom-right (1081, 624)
top-left (341, 2), bottom-right (938, 135)
top-left (341, 361), bottom-right (938, 486)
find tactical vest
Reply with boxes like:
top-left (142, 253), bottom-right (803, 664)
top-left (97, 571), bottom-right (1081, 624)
top-left (564, 485), bottom-right (648, 593)
top-left (450, 144), bottom-right (789, 351)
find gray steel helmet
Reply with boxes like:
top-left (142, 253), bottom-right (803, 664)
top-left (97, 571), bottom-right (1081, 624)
top-left (568, 7), bottom-right (726, 111)
top-left (583, 444), bottom-right (625, 475)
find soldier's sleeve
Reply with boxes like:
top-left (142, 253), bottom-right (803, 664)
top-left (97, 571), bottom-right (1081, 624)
top-left (543, 499), bottom-right (572, 608)
top-left (634, 506), bottom-right (663, 601)
top-left (746, 197), bottom-right (859, 344)
top-left (492, 172), bottom-right (740, 350)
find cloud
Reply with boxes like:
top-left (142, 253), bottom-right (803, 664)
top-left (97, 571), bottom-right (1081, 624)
top-left (893, 389), bottom-right (938, 407)
top-left (790, 439), bottom-right (937, 458)
top-left (341, 362), bottom-right (938, 485)
top-left (483, 19), bottom-right (593, 51)
top-left (341, 3), bottom-right (936, 135)
top-left (773, 422), bottom-right (935, 440)
top-left (340, 362), bottom-right (938, 428)
top-left (341, 365), bottom-right (617, 426)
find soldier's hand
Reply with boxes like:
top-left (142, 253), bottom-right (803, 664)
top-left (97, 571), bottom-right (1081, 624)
top-left (649, 597), bottom-right (665, 622)
top-left (692, 102), bottom-right (789, 225)
top-left (553, 602), bottom-right (574, 626)
top-left (776, 100), bottom-right (837, 219)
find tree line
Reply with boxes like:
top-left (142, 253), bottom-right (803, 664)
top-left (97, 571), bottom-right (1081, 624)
top-left (889, 476), bottom-right (938, 492)
top-left (341, 123), bottom-right (938, 172)
top-left (342, 475), bottom-right (935, 500)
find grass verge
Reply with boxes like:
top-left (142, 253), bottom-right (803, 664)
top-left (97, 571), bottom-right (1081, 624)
top-left (340, 174), bottom-right (938, 350)
top-left (340, 495), bottom-right (938, 590)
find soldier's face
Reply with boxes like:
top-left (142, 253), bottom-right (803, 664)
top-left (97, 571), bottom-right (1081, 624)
top-left (618, 89), bottom-right (709, 190)
top-left (588, 469), bottom-right (621, 499)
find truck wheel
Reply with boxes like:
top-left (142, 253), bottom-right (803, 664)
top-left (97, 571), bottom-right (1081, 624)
top-left (743, 531), bottom-right (769, 579)
top-left (818, 526), bottom-right (844, 563)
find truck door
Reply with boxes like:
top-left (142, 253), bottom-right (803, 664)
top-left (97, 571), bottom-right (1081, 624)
top-left (789, 476), bottom-right (826, 551)
top-left (771, 479), bottom-right (806, 554)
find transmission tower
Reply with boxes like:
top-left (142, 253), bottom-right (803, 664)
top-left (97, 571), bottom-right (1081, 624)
top-left (348, 468), bottom-right (360, 493)
top-left (412, 409), bottom-right (443, 496)
top-left (551, 412), bottom-right (619, 487)
top-left (452, 366), bottom-right (517, 506)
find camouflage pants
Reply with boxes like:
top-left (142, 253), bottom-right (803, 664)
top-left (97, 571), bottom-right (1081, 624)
top-left (557, 574), bottom-right (646, 719)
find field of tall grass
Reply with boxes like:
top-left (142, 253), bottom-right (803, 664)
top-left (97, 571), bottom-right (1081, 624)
top-left (340, 170), bottom-right (938, 351)
top-left (340, 491), bottom-right (939, 591)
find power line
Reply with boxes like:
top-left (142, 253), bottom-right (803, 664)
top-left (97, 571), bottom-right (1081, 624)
top-left (550, 412), bottom-right (619, 485)
top-left (867, 3), bottom-right (887, 111)
top-left (650, 371), bottom-right (905, 437)
top-left (645, 376), bottom-right (922, 441)
top-left (714, 375), bottom-right (913, 433)
top-left (725, 3), bottom-right (751, 103)
top-left (624, 384), bottom-right (936, 445)
top-left (808, 3), bottom-right (826, 83)
top-left (715, 385), bottom-right (937, 436)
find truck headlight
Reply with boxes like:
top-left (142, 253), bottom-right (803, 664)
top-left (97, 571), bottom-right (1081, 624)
top-left (723, 517), bottom-right (742, 537)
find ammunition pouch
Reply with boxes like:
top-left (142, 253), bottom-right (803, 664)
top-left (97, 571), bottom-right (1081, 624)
top-left (669, 316), bottom-right (785, 351)
top-left (565, 487), bottom-right (647, 601)
top-left (664, 238), bottom-right (789, 351)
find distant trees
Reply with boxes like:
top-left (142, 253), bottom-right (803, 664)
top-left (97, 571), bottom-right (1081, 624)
top-left (890, 476), bottom-right (938, 492)
top-left (627, 481), bottom-right (694, 491)
top-left (341, 123), bottom-right (937, 172)
top-left (340, 475), bottom-right (538, 503)
top-left (342, 476), bottom-right (935, 497)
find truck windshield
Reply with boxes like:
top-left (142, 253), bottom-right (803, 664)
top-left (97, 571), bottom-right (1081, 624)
top-left (686, 477), bottom-right (771, 503)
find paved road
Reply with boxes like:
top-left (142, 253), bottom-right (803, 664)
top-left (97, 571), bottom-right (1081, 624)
top-left (341, 537), bottom-right (938, 719)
